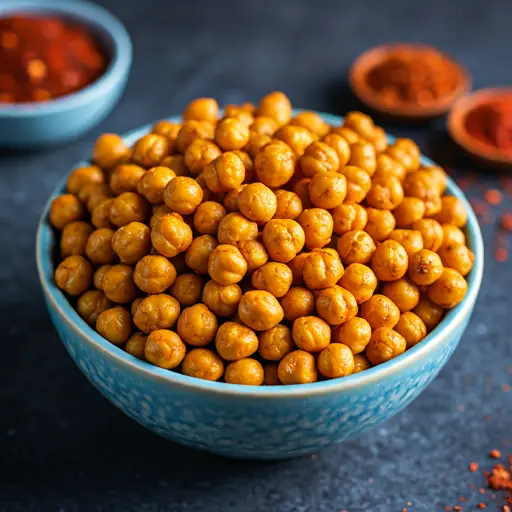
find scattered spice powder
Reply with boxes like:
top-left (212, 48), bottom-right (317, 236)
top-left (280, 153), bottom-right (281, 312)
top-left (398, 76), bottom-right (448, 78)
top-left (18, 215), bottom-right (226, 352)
top-left (502, 384), bottom-right (511, 393)
top-left (470, 462), bottom-right (480, 472)
top-left (485, 189), bottom-right (503, 206)
top-left (453, 506), bottom-right (462, 511)
top-left (491, 450), bottom-right (503, 459)
top-left (477, 504), bottom-right (487, 509)
top-left (502, 213), bottom-right (512, 232)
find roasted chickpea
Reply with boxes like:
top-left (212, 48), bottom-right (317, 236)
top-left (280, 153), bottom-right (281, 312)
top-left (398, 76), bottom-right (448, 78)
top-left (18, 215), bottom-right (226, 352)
top-left (408, 249), bottom-right (443, 286)
top-left (257, 91), bottom-right (292, 126)
top-left (185, 234), bottom-right (218, 275)
top-left (193, 201), bottom-right (226, 235)
top-left (387, 229), bottom-right (424, 256)
top-left (96, 306), bottom-right (132, 345)
top-left (221, 105), bottom-right (254, 128)
top-left (149, 205), bottom-right (173, 229)
top-left (110, 165), bottom-right (145, 195)
top-left (292, 316), bottom-right (331, 352)
top-left (343, 111), bottom-right (374, 139)
top-left (387, 139), bottom-right (420, 172)
top-left (393, 197), bottom-right (425, 228)
top-left (169, 273), bottom-right (203, 306)
top-left (371, 239), bottom-right (408, 281)
top-left (134, 255), bottom-right (177, 294)
top-left (278, 350), bottom-right (317, 384)
top-left (441, 224), bottom-right (466, 248)
top-left (315, 286), bottom-right (357, 325)
top-left (230, 242), bottom-right (264, 276)
top-left (175, 120), bottom-right (215, 154)
top-left (85, 228), bottom-right (116, 265)
top-left (331, 203), bottom-right (368, 236)
top-left (437, 243), bottom-right (474, 277)
top-left (238, 290), bottom-right (284, 331)
top-left (394, 312), bottom-right (427, 348)
top-left (252, 262), bottom-right (293, 298)
top-left (215, 322), bottom-right (258, 360)
top-left (132, 134), bottom-right (168, 168)
top-left (255, 141), bottom-right (296, 187)
top-left (322, 132), bottom-right (351, 167)
top-left (280, 287), bottom-right (315, 322)
top-left (133, 294), bottom-right (180, 333)
top-left (93, 264), bottom-right (112, 290)
top-left (366, 176), bottom-right (404, 210)
top-left (251, 116), bottom-right (278, 136)
top-left (92, 198), bottom-right (114, 229)
top-left (162, 154), bottom-right (188, 177)
top-left (353, 354), bottom-right (372, 373)
top-left (272, 190), bottom-right (302, 220)
top-left (290, 111), bottom-right (330, 137)
top-left (403, 170), bottom-right (441, 216)
top-left (421, 166), bottom-right (447, 195)
top-left (54, 255), bottom-right (93, 296)
top-left (262, 363), bottom-right (280, 385)
top-left (412, 295), bottom-right (444, 331)
top-left (175, 303), bottom-right (218, 347)
top-left (434, 195), bottom-right (467, 227)
top-left (50, 194), bottom-right (85, 230)
top-left (411, 218), bottom-right (444, 252)
top-left (246, 132), bottom-right (272, 159)
top-left (332, 125), bottom-right (361, 144)
top-left (365, 208), bottom-right (396, 242)
top-left (339, 166), bottom-right (372, 203)
top-left (237, 183), bottom-right (277, 223)
top-left (274, 125), bottom-right (315, 158)
top-left (216, 212), bottom-right (258, 246)
top-left (215, 117), bottom-right (250, 151)
top-left (137, 166), bottom-right (176, 204)
top-left (302, 249), bottom-right (344, 289)
top-left (292, 178), bottom-right (313, 210)
top-left (333, 317), bottom-right (372, 354)
top-left (373, 154), bottom-right (406, 182)
top-left (299, 141), bottom-right (340, 177)
top-left (427, 268), bottom-right (468, 309)
top-left (381, 277), bottom-right (420, 313)
top-left (317, 343), bottom-right (355, 379)
top-left (201, 280), bottom-right (241, 317)
top-left (125, 332), bottom-right (147, 359)
top-left (360, 294), bottom-right (400, 329)
top-left (220, 185), bottom-right (243, 212)
top-left (338, 263), bottom-right (378, 304)
top-left (152, 121), bottom-right (182, 149)
top-left (258, 324), bottom-right (294, 361)
top-left (366, 327), bottom-right (406, 365)
top-left (368, 126), bottom-right (388, 153)
top-left (298, 208), bottom-right (333, 249)
top-left (208, 245), bottom-right (247, 285)
top-left (204, 152), bottom-right (245, 193)
top-left (182, 348), bottom-right (224, 381)
top-left (60, 221), bottom-right (93, 257)
top-left (163, 176), bottom-right (203, 215)
top-left (67, 166), bottom-right (105, 196)
top-left (111, 222), bottom-right (151, 265)
top-left (109, 192), bottom-right (150, 227)
top-left (337, 230), bottom-right (376, 265)
top-left (77, 290), bottom-right (112, 326)
top-left (348, 142), bottom-right (377, 176)
top-left (225, 359), bottom-right (264, 385)
top-left (79, 183), bottom-right (112, 213)
top-left (102, 264), bottom-right (138, 304)
top-left (262, 219), bottom-right (305, 263)
top-left (308, 171), bottom-right (347, 209)
top-left (183, 97), bottom-right (218, 123)
top-left (151, 214), bottom-right (193, 257)
top-left (144, 330), bottom-right (186, 369)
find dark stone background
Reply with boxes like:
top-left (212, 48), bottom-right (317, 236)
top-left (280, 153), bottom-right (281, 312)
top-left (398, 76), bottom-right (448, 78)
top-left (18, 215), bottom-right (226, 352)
top-left (1, 0), bottom-right (511, 510)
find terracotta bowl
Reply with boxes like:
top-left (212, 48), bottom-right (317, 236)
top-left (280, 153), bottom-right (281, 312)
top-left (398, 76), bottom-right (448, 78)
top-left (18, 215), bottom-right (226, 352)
top-left (350, 43), bottom-right (471, 119)
top-left (448, 87), bottom-right (512, 168)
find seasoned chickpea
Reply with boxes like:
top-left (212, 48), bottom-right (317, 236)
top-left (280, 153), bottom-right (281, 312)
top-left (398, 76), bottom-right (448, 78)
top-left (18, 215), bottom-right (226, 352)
top-left (427, 268), bottom-right (468, 309)
top-left (262, 219), bottom-right (305, 263)
top-left (182, 348), bottom-right (224, 381)
top-left (109, 192), bottom-right (150, 227)
top-left (373, 154), bottom-right (406, 182)
top-left (144, 330), bottom-right (186, 369)
top-left (274, 125), bottom-right (315, 158)
top-left (371, 239), bottom-right (408, 281)
top-left (217, 212), bottom-right (258, 245)
top-left (257, 91), bottom-right (292, 126)
top-left (299, 141), bottom-right (340, 177)
top-left (387, 229), bottom-right (424, 256)
top-left (93, 264), bottom-right (112, 290)
top-left (290, 111), bottom-right (330, 137)
top-left (251, 116), bottom-right (278, 136)
top-left (225, 359), bottom-right (264, 385)
top-left (208, 244), bottom-right (247, 285)
top-left (434, 195), bottom-right (467, 227)
top-left (102, 264), bottom-right (138, 303)
top-left (149, 205), bottom-right (173, 228)
top-left (411, 218), bottom-right (444, 252)
top-left (298, 208), bottom-right (333, 249)
top-left (151, 214), bottom-right (193, 257)
top-left (54, 255), bottom-right (93, 296)
top-left (131, 297), bottom-right (143, 317)
top-left (263, 363), bottom-right (280, 385)
top-left (412, 295), bottom-right (444, 331)
top-left (393, 197), bottom-right (425, 228)
top-left (85, 228), bottom-right (116, 265)
top-left (339, 166), bottom-right (372, 203)
top-left (132, 134), bottom-right (169, 168)
top-left (395, 312), bottom-right (427, 348)
top-left (60, 221), bottom-right (93, 257)
top-left (421, 166), bottom-right (447, 195)
top-left (292, 316), bottom-right (331, 352)
top-left (337, 230), bottom-right (376, 265)
top-left (246, 132), bottom-right (272, 159)
top-left (408, 249), bottom-right (443, 286)
top-left (365, 208), bottom-right (396, 242)
top-left (77, 290), bottom-right (112, 326)
top-left (125, 332), bottom-right (147, 359)
top-left (186, 234), bottom-right (218, 274)
top-left (163, 176), bottom-right (203, 215)
top-left (258, 324), bottom-right (294, 361)
top-left (353, 354), bottom-right (372, 373)
top-left (360, 294), bottom-right (400, 329)
top-left (317, 343), bottom-right (355, 379)
top-left (177, 304), bottom-right (218, 346)
top-left (67, 165), bottom-right (105, 195)
top-left (193, 201), bottom-right (227, 235)
top-left (347, 142), bottom-right (377, 176)
top-left (204, 152), bottom-right (245, 193)
top-left (221, 185), bottom-right (244, 212)
top-left (366, 176), bottom-right (404, 210)
top-left (215, 322), bottom-right (258, 360)
top-left (322, 132), bottom-right (351, 167)
top-left (238, 290), bottom-right (284, 331)
top-left (183, 97), bottom-right (218, 123)
top-left (255, 141), bottom-right (295, 187)
top-left (202, 280), bottom-right (242, 316)
top-left (302, 249), bottom-right (344, 289)
top-left (162, 154), bottom-right (189, 177)
top-left (134, 254), bottom-right (177, 294)
top-left (366, 327), bottom-right (406, 365)
top-left (344, 111), bottom-right (375, 139)
top-left (110, 164), bottom-right (145, 195)
top-left (437, 243), bottom-right (474, 276)
top-left (214, 117), bottom-right (249, 151)
top-left (252, 262), bottom-right (293, 298)
top-left (332, 125), bottom-right (361, 144)
top-left (315, 286), bottom-right (356, 325)
top-left (137, 166), bottom-right (176, 204)
top-left (230, 150), bottom-right (253, 183)
top-left (331, 203), bottom-right (368, 236)
top-left (387, 139), bottom-right (420, 172)
top-left (96, 306), bottom-right (133, 345)
top-left (50, 194), bottom-right (85, 230)
top-left (237, 183), bottom-right (277, 223)
top-left (381, 277), bottom-right (420, 313)
top-left (272, 190), bottom-right (302, 220)
top-left (292, 178), bottom-right (313, 210)
top-left (152, 121), bottom-right (182, 149)
top-left (278, 350), bottom-right (317, 384)
top-left (175, 120), bottom-right (215, 154)
top-left (369, 126), bottom-right (388, 153)
top-left (223, 105), bottom-right (254, 126)
top-left (111, 222), bottom-right (151, 264)
top-left (333, 317), bottom-right (372, 354)
top-left (403, 170), bottom-right (441, 216)
top-left (441, 224), bottom-right (466, 248)
top-left (234, 241), bottom-right (266, 274)
top-left (79, 183), bottom-right (112, 213)
top-left (133, 294), bottom-right (180, 333)
top-left (170, 273), bottom-right (203, 306)
top-left (338, 263), bottom-right (377, 304)
top-left (183, 138), bottom-right (221, 175)
top-left (280, 286), bottom-right (315, 322)
top-left (92, 198), bottom-right (114, 229)
top-left (308, 171), bottom-right (347, 209)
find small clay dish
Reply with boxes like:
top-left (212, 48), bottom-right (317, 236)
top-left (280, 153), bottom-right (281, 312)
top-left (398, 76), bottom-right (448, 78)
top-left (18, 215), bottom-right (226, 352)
top-left (350, 43), bottom-right (471, 120)
top-left (448, 87), bottom-right (512, 168)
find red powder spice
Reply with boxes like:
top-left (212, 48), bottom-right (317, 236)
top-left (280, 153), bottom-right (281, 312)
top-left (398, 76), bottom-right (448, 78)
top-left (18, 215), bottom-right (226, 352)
top-left (0, 14), bottom-right (107, 103)
top-left (485, 189), bottom-right (503, 206)
top-left (491, 450), bottom-right (503, 459)
top-left (502, 213), bottom-right (512, 232)
top-left (477, 504), bottom-right (487, 509)
top-left (470, 462), bottom-right (480, 472)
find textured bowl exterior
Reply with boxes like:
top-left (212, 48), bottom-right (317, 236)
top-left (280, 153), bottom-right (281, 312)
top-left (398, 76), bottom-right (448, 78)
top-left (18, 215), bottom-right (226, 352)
top-left (37, 112), bottom-right (483, 460)
top-left (0, 0), bottom-right (132, 148)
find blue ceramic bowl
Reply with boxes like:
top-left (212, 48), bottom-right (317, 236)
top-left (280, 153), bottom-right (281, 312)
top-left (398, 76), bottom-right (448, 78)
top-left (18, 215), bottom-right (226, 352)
top-left (36, 112), bottom-right (484, 459)
top-left (0, 0), bottom-right (132, 148)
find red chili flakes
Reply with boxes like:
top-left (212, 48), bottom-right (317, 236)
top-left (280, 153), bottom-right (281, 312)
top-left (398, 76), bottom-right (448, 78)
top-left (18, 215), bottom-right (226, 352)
top-left (479, 488), bottom-right (486, 494)
top-left (470, 462), bottom-right (480, 472)
top-left (446, 507), bottom-right (452, 511)
top-left (488, 464), bottom-right (512, 491)
top-left (502, 213), bottom-right (512, 232)
top-left (485, 189), bottom-right (503, 205)
top-left (470, 198), bottom-right (489, 217)
top-left (503, 384), bottom-right (511, 393)
top-left (453, 506), bottom-right (462, 511)
top-left (495, 247), bottom-right (509, 263)
top-left (477, 504), bottom-right (487, 509)
top-left (491, 450), bottom-right (502, 459)
top-left (503, 505), bottom-right (511, 512)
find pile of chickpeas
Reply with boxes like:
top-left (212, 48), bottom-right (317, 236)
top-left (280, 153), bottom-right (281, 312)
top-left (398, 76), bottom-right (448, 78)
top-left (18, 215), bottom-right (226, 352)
top-left (50, 92), bottom-right (474, 386)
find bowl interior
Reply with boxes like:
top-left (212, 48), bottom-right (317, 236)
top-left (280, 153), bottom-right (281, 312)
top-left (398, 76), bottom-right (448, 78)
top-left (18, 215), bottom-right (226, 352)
top-left (36, 110), bottom-right (484, 397)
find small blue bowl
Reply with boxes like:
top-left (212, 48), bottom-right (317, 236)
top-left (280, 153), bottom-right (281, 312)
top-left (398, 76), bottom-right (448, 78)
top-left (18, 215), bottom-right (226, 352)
top-left (0, 0), bottom-right (132, 148)
top-left (36, 112), bottom-right (484, 459)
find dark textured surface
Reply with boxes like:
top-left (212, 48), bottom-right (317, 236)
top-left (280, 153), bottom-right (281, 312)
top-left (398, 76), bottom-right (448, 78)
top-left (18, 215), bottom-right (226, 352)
top-left (1, 0), bottom-right (512, 510)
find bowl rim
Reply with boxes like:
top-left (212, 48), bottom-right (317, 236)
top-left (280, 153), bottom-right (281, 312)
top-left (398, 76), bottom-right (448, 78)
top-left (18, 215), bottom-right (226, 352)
top-left (0, 0), bottom-right (132, 117)
top-left (36, 110), bottom-right (484, 398)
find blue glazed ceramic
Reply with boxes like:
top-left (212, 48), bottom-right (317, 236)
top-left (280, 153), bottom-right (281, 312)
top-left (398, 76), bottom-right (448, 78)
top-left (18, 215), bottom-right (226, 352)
top-left (0, 0), bottom-right (132, 148)
top-left (36, 112), bottom-right (484, 459)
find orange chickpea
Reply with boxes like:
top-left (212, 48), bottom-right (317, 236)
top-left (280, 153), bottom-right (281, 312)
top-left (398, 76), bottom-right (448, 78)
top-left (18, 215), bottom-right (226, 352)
top-left (317, 343), bottom-right (355, 379)
top-left (331, 203), bottom-right (368, 236)
top-left (366, 327), bottom-right (406, 365)
top-left (308, 171), bottom-right (347, 209)
top-left (217, 212), bottom-right (258, 245)
top-left (193, 201), bottom-right (227, 235)
top-left (257, 91), bottom-right (292, 126)
top-left (299, 141), bottom-right (340, 177)
top-left (381, 277), bottom-right (420, 313)
top-left (132, 134), bottom-right (169, 168)
top-left (332, 125), bottom-right (361, 144)
top-left (85, 228), bottom-right (116, 265)
top-left (365, 208), bottom-right (396, 242)
top-left (109, 192), bottom-right (150, 227)
top-left (55, 255), bottom-right (93, 296)
top-left (368, 126), bottom-right (388, 153)
top-left (79, 183), bottom-right (112, 213)
top-left (292, 316), bottom-right (331, 352)
top-left (93, 264), bottom-right (112, 290)
top-left (393, 197), bottom-right (425, 227)
top-left (258, 324), bottom-right (294, 361)
top-left (163, 176), bottom-right (203, 215)
top-left (298, 208), bottom-right (333, 249)
top-left (60, 221), bottom-right (93, 257)
top-left (208, 244), bottom-right (247, 285)
top-left (204, 152), bottom-right (245, 193)
top-left (394, 312), bottom-right (427, 348)
top-left (387, 229), bottom-right (424, 256)
top-left (280, 286), bottom-right (315, 322)
top-left (252, 262), bottom-right (293, 298)
top-left (144, 330), bottom-right (186, 369)
top-left (274, 190), bottom-right (303, 220)
top-left (238, 290), bottom-right (284, 331)
top-left (347, 142), bottom-right (377, 176)
top-left (343, 111), bottom-right (375, 139)
top-left (184, 234), bottom-right (217, 274)
top-left (170, 273), bottom-right (204, 306)
top-left (202, 280), bottom-right (242, 316)
top-left (237, 240), bottom-right (268, 274)
top-left (177, 303), bottom-right (218, 346)
top-left (322, 132), bottom-right (351, 167)
top-left (137, 166), bottom-right (176, 204)
top-left (215, 117), bottom-right (250, 151)
top-left (102, 264), bottom-right (138, 304)
top-left (67, 165), bottom-right (105, 196)
top-left (152, 121), bottom-right (182, 150)
top-left (339, 166), bottom-right (372, 203)
top-left (412, 295), bottom-right (445, 331)
top-left (353, 354), bottom-right (373, 373)
top-left (134, 254), bottom-right (177, 294)
top-left (315, 285), bottom-right (357, 325)
top-left (111, 222), bottom-right (151, 265)
top-left (421, 166), bottom-right (447, 195)
top-left (337, 263), bottom-right (378, 304)
top-left (373, 154), bottom-right (406, 182)
top-left (441, 224), bottom-right (466, 248)
top-left (251, 116), bottom-right (278, 136)
top-left (215, 321), bottom-right (258, 360)
top-left (151, 213), bottom-right (193, 257)
top-left (255, 141), bottom-right (296, 187)
top-left (290, 111), bottom-right (330, 137)
top-left (96, 306), bottom-right (133, 345)
top-left (162, 154), bottom-right (189, 177)
top-left (411, 218), bottom-right (444, 252)
top-left (262, 219), bottom-right (305, 263)
top-left (333, 317), bottom-right (372, 354)
top-left (225, 359), bottom-right (264, 385)
top-left (182, 348), bottom-right (224, 381)
top-left (403, 170), bottom-right (441, 216)
top-left (278, 350), bottom-right (317, 384)
top-left (110, 164), bottom-right (145, 195)
top-left (408, 249), bottom-right (443, 286)
top-left (245, 132), bottom-right (272, 159)
top-left (360, 294), bottom-right (400, 329)
top-left (434, 195), bottom-right (468, 227)
top-left (125, 332), bottom-right (147, 359)
top-left (437, 243), bottom-right (474, 276)
top-left (183, 97), bottom-right (218, 123)
top-left (366, 176), bottom-right (404, 210)
top-left (175, 120), bottom-right (215, 154)
top-left (50, 194), bottom-right (85, 230)
top-left (337, 230), bottom-right (376, 265)
top-left (263, 363), bottom-right (281, 385)
top-left (91, 198), bottom-right (114, 229)
top-left (134, 294), bottom-right (180, 333)
top-left (292, 178), bottom-right (313, 210)
top-left (274, 125), bottom-right (315, 158)
top-left (371, 239), bottom-right (409, 281)
top-left (427, 268), bottom-right (468, 309)
top-left (238, 183), bottom-right (277, 223)
top-left (302, 249), bottom-right (344, 289)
